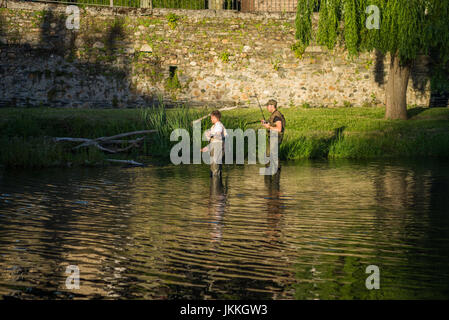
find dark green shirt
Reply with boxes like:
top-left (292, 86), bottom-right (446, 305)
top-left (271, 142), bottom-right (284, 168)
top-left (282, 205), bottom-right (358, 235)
top-left (268, 110), bottom-right (286, 144)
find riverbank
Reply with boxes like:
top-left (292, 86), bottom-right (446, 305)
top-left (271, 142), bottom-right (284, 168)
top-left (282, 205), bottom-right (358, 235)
top-left (1, 105), bottom-right (449, 168)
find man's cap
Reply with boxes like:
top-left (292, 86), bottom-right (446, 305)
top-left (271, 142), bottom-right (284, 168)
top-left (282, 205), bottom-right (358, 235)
top-left (266, 99), bottom-right (277, 107)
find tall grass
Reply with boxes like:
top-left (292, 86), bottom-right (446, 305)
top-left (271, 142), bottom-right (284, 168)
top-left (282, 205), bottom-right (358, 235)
top-left (139, 101), bottom-right (205, 158)
top-left (0, 136), bottom-right (105, 168)
top-left (0, 107), bottom-right (148, 167)
top-left (1, 105), bottom-right (449, 168)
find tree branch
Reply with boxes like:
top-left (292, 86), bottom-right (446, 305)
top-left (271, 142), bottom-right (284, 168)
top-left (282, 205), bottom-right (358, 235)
top-left (192, 106), bottom-right (238, 124)
top-left (54, 130), bottom-right (155, 153)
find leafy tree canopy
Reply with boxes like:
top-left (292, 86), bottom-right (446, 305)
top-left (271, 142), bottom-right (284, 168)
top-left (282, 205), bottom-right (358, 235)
top-left (295, 0), bottom-right (449, 63)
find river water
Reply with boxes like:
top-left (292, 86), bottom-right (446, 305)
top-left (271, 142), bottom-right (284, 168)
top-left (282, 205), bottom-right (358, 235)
top-left (0, 159), bottom-right (448, 299)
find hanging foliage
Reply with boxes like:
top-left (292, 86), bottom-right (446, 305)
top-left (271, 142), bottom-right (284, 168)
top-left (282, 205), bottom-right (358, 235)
top-left (294, 0), bottom-right (318, 57)
top-left (295, 0), bottom-right (447, 63)
top-left (343, 0), bottom-right (359, 55)
top-left (294, 0), bottom-right (449, 119)
top-left (425, 0), bottom-right (449, 63)
top-left (357, 0), bottom-right (376, 51)
top-left (317, 0), bottom-right (341, 50)
top-left (380, 0), bottom-right (425, 62)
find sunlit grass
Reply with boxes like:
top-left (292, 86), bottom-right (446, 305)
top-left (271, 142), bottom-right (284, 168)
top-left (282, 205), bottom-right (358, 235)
top-left (1, 104), bottom-right (449, 167)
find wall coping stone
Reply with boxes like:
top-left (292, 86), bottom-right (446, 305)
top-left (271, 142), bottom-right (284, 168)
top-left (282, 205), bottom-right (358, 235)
top-left (4, 0), bottom-right (297, 21)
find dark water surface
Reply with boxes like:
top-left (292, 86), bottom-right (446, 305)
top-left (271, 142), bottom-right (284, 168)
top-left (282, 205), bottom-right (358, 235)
top-left (1, 159), bottom-right (449, 299)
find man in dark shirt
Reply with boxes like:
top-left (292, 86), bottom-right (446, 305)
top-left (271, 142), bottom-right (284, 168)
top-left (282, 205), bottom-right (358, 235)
top-left (261, 99), bottom-right (286, 174)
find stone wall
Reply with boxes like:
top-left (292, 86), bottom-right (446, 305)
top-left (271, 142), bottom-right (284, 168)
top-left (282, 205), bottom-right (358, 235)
top-left (0, 1), bottom-right (435, 108)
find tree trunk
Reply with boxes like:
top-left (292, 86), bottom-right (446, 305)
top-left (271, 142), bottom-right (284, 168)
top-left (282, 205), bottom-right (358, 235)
top-left (385, 53), bottom-right (411, 120)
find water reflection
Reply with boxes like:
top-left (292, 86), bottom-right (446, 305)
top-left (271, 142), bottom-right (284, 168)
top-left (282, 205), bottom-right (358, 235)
top-left (0, 160), bottom-right (448, 299)
top-left (209, 176), bottom-right (227, 243)
top-left (264, 169), bottom-right (284, 246)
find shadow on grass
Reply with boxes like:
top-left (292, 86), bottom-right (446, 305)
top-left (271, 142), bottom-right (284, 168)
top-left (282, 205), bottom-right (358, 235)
top-left (407, 107), bottom-right (428, 119)
top-left (281, 126), bottom-right (346, 160)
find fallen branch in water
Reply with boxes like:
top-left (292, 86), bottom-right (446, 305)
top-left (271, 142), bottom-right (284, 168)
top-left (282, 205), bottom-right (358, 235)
top-left (53, 137), bottom-right (90, 143)
top-left (192, 106), bottom-right (238, 124)
top-left (105, 159), bottom-right (145, 167)
top-left (54, 130), bottom-right (156, 154)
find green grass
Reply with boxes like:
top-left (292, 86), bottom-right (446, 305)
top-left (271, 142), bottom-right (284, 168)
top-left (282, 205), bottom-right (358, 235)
top-left (1, 105), bottom-right (449, 168)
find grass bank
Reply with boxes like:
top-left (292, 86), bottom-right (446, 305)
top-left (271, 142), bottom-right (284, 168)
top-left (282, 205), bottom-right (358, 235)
top-left (1, 105), bottom-right (449, 168)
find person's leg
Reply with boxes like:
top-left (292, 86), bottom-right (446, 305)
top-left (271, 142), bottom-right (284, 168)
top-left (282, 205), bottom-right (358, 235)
top-left (210, 143), bottom-right (222, 177)
top-left (265, 136), bottom-right (270, 168)
top-left (277, 140), bottom-right (282, 173)
top-left (211, 162), bottom-right (221, 177)
top-left (277, 135), bottom-right (283, 172)
top-left (265, 136), bottom-right (281, 175)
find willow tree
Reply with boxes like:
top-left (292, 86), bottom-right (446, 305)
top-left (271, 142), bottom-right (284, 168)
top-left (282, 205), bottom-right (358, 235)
top-left (295, 0), bottom-right (449, 119)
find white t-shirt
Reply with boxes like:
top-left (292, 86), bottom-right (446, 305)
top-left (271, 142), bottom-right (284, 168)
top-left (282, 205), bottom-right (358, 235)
top-left (203, 121), bottom-right (227, 154)
top-left (209, 121), bottom-right (227, 142)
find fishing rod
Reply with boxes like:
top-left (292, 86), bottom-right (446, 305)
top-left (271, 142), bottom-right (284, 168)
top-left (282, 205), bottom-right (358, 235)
top-left (251, 94), bottom-right (268, 124)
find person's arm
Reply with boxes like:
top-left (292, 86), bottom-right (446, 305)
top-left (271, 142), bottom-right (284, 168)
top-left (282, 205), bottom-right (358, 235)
top-left (202, 127), bottom-right (213, 152)
top-left (262, 120), bottom-right (282, 132)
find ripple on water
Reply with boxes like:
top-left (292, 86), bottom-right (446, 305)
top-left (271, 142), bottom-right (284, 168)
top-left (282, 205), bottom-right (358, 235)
top-left (0, 160), bottom-right (449, 299)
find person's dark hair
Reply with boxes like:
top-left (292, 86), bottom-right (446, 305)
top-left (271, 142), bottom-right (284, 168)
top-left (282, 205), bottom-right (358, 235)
top-left (267, 99), bottom-right (277, 108)
top-left (211, 110), bottom-right (221, 119)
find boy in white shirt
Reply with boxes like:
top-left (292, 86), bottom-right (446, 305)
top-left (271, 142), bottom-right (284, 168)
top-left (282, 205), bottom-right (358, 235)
top-left (201, 110), bottom-right (227, 177)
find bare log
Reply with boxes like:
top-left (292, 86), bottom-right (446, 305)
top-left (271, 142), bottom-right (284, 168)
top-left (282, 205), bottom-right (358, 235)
top-left (106, 159), bottom-right (145, 166)
top-left (73, 130), bottom-right (156, 150)
top-left (192, 106), bottom-right (238, 124)
top-left (96, 130), bottom-right (157, 142)
top-left (89, 139), bottom-right (144, 154)
top-left (101, 137), bottom-right (145, 145)
top-left (53, 137), bottom-right (91, 143)
top-left (54, 130), bottom-right (155, 153)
